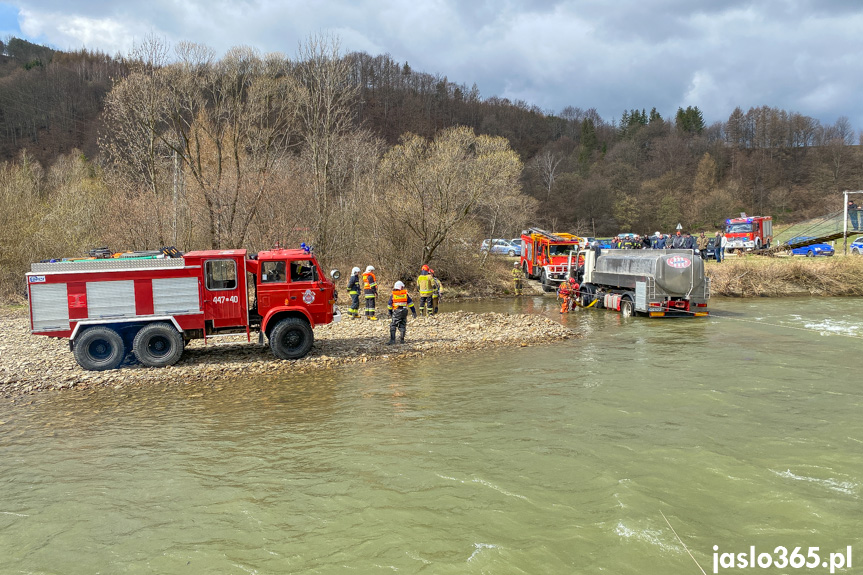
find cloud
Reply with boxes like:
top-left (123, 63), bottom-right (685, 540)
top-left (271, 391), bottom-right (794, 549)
top-left (6, 0), bottom-right (863, 130)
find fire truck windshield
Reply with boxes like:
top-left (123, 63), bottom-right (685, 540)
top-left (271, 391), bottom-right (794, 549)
top-left (549, 244), bottom-right (578, 257)
top-left (726, 223), bottom-right (753, 233)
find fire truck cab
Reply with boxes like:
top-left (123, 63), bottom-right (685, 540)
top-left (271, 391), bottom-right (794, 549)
top-left (520, 228), bottom-right (585, 292)
top-left (724, 215), bottom-right (773, 252)
top-left (26, 247), bottom-right (340, 371)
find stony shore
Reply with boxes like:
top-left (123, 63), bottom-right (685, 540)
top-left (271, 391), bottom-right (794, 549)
top-left (0, 307), bottom-right (574, 399)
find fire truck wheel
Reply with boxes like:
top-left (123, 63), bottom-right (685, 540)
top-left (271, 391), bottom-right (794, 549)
top-left (269, 317), bottom-right (314, 360)
top-left (73, 326), bottom-right (126, 371)
top-left (133, 322), bottom-right (184, 368)
top-left (540, 270), bottom-right (554, 292)
top-left (620, 298), bottom-right (634, 318)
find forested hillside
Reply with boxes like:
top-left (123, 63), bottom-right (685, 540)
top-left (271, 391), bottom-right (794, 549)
top-left (0, 35), bottom-right (860, 298)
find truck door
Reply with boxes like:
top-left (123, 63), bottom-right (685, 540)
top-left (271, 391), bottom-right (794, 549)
top-left (287, 258), bottom-right (329, 320)
top-left (203, 257), bottom-right (246, 328)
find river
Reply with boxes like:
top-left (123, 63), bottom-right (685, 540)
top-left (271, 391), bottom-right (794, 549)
top-left (1, 297), bottom-right (861, 574)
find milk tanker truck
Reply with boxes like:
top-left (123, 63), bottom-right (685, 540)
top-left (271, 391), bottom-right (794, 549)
top-left (570, 247), bottom-right (710, 317)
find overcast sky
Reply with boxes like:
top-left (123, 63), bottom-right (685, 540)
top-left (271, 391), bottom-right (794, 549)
top-left (1, 0), bottom-right (862, 131)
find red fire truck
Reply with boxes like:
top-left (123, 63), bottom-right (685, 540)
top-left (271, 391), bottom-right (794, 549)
top-left (26, 247), bottom-right (340, 371)
top-left (724, 214), bottom-right (773, 252)
top-left (520, 228), bottom-right (585, 292)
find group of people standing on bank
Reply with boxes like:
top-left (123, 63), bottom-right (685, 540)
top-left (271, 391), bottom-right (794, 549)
top-left (345, 264), bottom-right (442, 345)
top-left (615, 230), bottom-right (729, 262)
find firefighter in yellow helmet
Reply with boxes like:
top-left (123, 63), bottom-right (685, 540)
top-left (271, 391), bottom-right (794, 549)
top-left (362, 265), bottom-right (378, 320)
top-left (387, 281), bottom-right (416, 344)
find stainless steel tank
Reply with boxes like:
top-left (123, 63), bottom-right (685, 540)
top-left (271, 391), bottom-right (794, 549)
top-left (592, 249), bottom-right (706, 296)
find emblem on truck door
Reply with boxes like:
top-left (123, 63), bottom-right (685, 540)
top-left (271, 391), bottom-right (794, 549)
top-left (303, 289), bottom-right (316, 304)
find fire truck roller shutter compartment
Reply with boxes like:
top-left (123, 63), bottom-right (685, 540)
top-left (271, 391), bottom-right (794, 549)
top-left (152, 277), bottom-right (200, 315)
top-left (30, 283), bottom-right (70, 332)
top-left (86, 280), bottom-right (136, 319)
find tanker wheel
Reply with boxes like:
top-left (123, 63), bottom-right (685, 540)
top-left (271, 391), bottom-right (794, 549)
top-left (540, 270), bottom-right (554, 292)
top-left (580, 285), bottom-right (595, 307)
top-left (620, 298), bottom-right (634, 318)
top-left (522, 262), bottom-right (530, 279)
top-left (73, 326), bottom-right (126, 371)
top-left (133, 322), bottom-right (184, 368)
top-left (269, 317), bottom-right (314, 360)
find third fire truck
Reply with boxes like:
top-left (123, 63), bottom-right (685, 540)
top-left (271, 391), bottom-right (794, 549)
top-left (520, 228), bottom-right (585, 292)
top-left (724, 214), bottom-right (773, 252)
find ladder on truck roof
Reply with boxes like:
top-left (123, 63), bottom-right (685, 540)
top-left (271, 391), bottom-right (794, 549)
top-left (524, 227), bottom-right (571, 242)
top-left (30, 257), bottom-right (186, 273)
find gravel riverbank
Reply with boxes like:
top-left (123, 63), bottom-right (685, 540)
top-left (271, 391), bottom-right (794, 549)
top-left (0, 308), bottom-right (574, 399)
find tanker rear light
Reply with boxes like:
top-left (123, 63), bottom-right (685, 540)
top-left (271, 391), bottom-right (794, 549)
top-left (695, 303), bottom-right (707, 307)
top-left (649, 311), bottom-right (665, 317)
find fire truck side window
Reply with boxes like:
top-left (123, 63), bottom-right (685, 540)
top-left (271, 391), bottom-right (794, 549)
top-left (205, 259), bottom-right (237, 291)
top-left (261, 261), bottom-right (286, 283)
top-left (290, 260), bottom-right (316, 282)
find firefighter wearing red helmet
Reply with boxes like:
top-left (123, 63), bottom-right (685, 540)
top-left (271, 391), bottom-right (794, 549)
top-left (557, 276), bottom-right (579, 313)
top-left (416, 264), bottom-right (434, 317)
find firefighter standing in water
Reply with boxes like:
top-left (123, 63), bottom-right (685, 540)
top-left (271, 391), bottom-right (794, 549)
top-left (557, 276), bottom-right (578, 313)
top-left (511, 262), bottom-right (523, 295)
top-left (430, 268), bottom-right (442, 315)
top-left (346, 267), bottom-right (362, 319)
top-left (416, 265), bottom-right (434, 316)
top-left (362, 265), bottom-right (379, 320)
top-left (387, 281), bottom-right (417, 344)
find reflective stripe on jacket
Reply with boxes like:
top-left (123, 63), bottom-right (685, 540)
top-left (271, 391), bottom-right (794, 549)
top-left (417, 273), bottom-right (434, 296)
top-left (363, 272), bottom-right (377, 292)
top-left (388, 289), bottom-right (414, 310)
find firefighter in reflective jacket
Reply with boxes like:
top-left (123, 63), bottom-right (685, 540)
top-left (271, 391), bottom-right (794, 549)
top-left (511, 262), bottom-right (523, 295)
top-left (387, 281), bottom-right (416, 345)
top-left (346, 266), bottom-right (361, 319)
top-left (416, 264), bottom-right (434, 316)
top-left (430, 268), bottom-right (442, 314)
top-left (363, 265), bottom-right (379, 320)
top-left (557, 277), bottom-right (579, 313)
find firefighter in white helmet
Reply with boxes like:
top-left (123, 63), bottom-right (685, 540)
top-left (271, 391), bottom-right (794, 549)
top-left (511, 261), bottom-right (523, 296)
top-left (362, 265), bottom-right (378, 320)
top-left (386, 280), bottom-right (416, 345)
top-left (346, 266), bottom-right (362, 319)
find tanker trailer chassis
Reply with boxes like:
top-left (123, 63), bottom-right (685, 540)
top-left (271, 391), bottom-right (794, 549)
top-left (572, 248), bottom-right (710, 318)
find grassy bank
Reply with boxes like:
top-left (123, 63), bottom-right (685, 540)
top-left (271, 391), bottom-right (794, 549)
top-left (707, 254), bottom-right (863, 297)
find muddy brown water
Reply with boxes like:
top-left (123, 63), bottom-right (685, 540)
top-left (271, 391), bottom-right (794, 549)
top-left (1, 297), bottom-right (861, 573)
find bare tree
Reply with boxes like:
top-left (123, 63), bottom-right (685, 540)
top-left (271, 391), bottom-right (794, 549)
top-left (531, 150), bottom-right (562, 200)
top-left (294, 33), bottom-right (359, 256)
top-left (377, 126), bottom-right (523, 275)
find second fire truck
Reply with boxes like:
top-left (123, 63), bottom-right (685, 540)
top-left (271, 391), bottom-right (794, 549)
top-left (519, 228), bottom-right (586, 292)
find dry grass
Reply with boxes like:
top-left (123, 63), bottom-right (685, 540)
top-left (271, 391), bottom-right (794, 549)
top-left (707, 254), bottom-right (863, 297)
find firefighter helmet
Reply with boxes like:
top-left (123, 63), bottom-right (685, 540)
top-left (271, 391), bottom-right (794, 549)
top-left (365, 265), bottom-right (375, 273)
top-left (422, 264), bottom-right (429, 271)
top-left (352, 266), bottom-right (361, 274)
top-left (394, 281), bottom-right (405, 290)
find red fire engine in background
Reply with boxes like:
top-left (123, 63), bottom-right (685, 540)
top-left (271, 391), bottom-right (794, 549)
top-left (724, 214), bottom-right (773, 252)
top-left (519, 228), bottom-right (585, 292)
top-left (26, 246), bottom-right (340, 371)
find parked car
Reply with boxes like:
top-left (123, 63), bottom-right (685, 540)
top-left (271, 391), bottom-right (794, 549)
top-left (850, 237), bottom-right (863, 255)
top-left (510, 238), bottom-right (523, 249)
top-left (481, 238), bottom-right (521, 257)
top-left (788, 236), bottom-right (835, 257)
